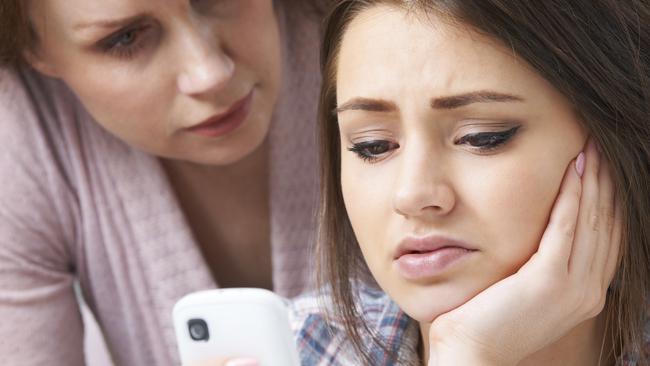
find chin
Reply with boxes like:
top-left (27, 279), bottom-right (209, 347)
top-left (204, 140), bottom-right (266, 166)
top-left (399, 300), bottom-right (460, 323)
top-left (388, 281), bottom-right (477, 322)
top-left (201, 148), bottom-right (258, 166)
top-left (194, 116), bottom-right (271, 166)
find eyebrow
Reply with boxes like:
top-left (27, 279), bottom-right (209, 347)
top-left (335, 98), bottom-right (398, 114)
top-left (335, 90), bottom-right (524, 114)
top-left (431, 91), bottom-right (524, 109)
top-left (73, 14), bottom-right (148, 31)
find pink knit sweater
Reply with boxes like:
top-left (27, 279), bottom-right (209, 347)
top-left (0, 7), bottom-right (321, 366)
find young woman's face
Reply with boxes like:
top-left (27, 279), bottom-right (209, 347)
top-left (337, 6), bottom-right (588, 322)
top-left (28, 0), bottom-right (280, 165)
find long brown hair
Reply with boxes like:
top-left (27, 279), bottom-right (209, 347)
top-left (0, 1), bottom-right (32, 66)
top-left (317, 0), bottom-right (650, 364)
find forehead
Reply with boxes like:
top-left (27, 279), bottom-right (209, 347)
top-left (336, 5), bottom-right (539, 102)
top-left (31, 0), bottom-right (152, 20)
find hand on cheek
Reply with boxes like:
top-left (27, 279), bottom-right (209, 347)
top-left (427, 138), bottom-right (622, 366)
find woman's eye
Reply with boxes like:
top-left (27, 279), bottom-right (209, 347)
top-left (113, 31), bottom-right (137, 47)
top-left (99, 25), bottom-right (151, 59)
top-left (456, 126), bottom-right (520, 152)
top-left (348, 140), bottom-right (399, 163)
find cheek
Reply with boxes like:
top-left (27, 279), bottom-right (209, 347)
top-left (67, 67), bottom-right (167, 136)
top-left (61, 59), bottom-right (180, 160)
top-left (227, 2), bottom-right (280, 80)
top-left (464, 154), bottom-right (568, 272)
top-left (341, 163), bottom-right (376, 238)
top-left (340, 155), bottom-right (395, 264)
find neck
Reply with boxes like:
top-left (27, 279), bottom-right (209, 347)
top-left (419, 313), bottom-right (613, 366)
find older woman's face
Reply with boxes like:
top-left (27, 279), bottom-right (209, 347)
top-left (336, 5), bottom-right (587, 322)
top-left (28, 0), bottom-right (280, 165)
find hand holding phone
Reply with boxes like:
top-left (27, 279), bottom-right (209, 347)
top-left (173, 288), bottom-right (300, 366)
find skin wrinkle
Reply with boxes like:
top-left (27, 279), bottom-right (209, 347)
top-left (336, 91), bottom-right (525, 114)
top-left (72, 14), bottom-right (151, 31)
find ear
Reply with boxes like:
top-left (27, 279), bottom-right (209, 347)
top-left (22, 47), bottom-right (60, 78)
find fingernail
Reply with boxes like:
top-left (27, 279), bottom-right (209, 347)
top-left (575, 152), bottom-right (585, 177)
top-left (225, 358), bottom-right (259, 366)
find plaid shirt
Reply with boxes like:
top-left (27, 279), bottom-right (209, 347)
top-left (290, 285), bottom-right (649, 366)
top-left (290, 285), bottom-right (420, 366)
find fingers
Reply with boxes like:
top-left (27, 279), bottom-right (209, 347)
top-left (187, 358), bottom-right (259, 366)
top-left (536, 150), bottom-right (583, 269)
top-left (591, 156), bottom-right (616, 278)
top-left (225, 359), bottom-right (259, 366)
top-left (560, 137), bottom-right (624, 320)
top-left (569, 138), bottom-right (601, 274)
top-left (186, 358), bottom-right (229, 366)
top-left (602, 188), bottom-right (623, 288)
top-left (568, 138), bottom-right (621, 291)
top-left (186, 359), bottom-right (225, 366)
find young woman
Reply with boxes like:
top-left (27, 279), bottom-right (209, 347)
top-left (189, 1), bottom-right (649, 365)
top-left (0, 1), bottom-right (326, 365)
top-left (292, 0), bottom-right (649, 365)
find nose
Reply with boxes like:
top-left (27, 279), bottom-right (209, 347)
top-left (392, 147), bottom-right (456, 218)
top-left (176, 28), bottom-right (235, 96)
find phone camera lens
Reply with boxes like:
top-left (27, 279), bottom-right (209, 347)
top-left (187, 319), bottom-right (209, 341)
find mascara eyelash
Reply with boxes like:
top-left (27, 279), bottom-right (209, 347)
top-left (456, 125), bottom-right (521, 152)
top-left (348, 140), bottom-right (399, 162)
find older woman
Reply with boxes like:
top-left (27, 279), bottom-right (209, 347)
top-left (0, 1), bottom-right (325, 365)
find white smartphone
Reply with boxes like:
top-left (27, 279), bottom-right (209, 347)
top-left (172, 288), bottom-right (301, 366)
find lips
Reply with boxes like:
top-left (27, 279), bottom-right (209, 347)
top-left (393, 235), bottom-right (476, 280)
top-left (186, 90), bottom-right (254, 138)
